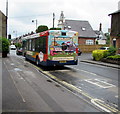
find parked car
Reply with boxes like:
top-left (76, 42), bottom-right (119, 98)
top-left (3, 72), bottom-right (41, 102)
top-left (78, 48), bottom-right (82, 56)
top-left (99, 47), bottom-right (110, 50)
top-left (10, 45), bottom-right (16, 50)
top-left (16, 48), bottom-right (23, 55)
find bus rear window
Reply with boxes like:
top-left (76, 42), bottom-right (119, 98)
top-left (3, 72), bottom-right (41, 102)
top-left (62, 32), bottom-right (66, 36)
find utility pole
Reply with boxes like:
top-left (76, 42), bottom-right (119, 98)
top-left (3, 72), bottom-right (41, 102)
top-left (53, 13), bottom-right (55, 28)
top-left (6, 0), bottom-right (8, 38)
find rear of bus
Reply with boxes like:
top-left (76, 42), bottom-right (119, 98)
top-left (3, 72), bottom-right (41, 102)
top-left (47, 30), bottom-right (78, 66)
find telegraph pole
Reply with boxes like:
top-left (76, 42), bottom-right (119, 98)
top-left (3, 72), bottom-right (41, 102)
top-left (6, 0), bottom-right (8, 38)
top-left (53, 13), bottom-right (55, 28)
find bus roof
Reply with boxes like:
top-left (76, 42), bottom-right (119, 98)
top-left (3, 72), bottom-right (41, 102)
top-left (21, 30), bottom-right (78, 40)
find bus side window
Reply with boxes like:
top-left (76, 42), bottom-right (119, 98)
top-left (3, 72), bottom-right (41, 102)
top-left (43, 37), bottom-right (46, 53)
top-left (32, 39), bottom-right (35, 51)
top-left (35, 38), bottom-right (40, 52)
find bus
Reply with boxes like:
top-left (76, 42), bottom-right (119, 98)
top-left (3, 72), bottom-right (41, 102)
top-left (22, 30), bottom-right (79, 66)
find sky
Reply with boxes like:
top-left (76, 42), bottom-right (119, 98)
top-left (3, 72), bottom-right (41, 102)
top-left (0, 0), bottom-right (119, 39)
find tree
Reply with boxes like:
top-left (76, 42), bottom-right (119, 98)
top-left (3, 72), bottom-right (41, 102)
top-left (49, 28), bottom-right (61, 30)
top-left (104, 33), bottom-right (110, 45)
top-left (36, 25), bottom-right (48, 33)
top-left (15, 43), bottom-right (22, 48)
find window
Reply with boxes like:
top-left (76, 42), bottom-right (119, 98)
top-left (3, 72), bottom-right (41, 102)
top-left (35, 36), bottom-right (47, 53)
top-left (27, 40), bottom-right (32, 51)
top-left (62, 32), bottom-right (66, 36)
top-left (31, 39), bottom-right (35, 51)
top-left (86, 40), bottom-right (94, 45)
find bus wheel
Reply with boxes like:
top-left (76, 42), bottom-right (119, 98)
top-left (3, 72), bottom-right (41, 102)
top-left (36, 58), bottom-right (39, 66)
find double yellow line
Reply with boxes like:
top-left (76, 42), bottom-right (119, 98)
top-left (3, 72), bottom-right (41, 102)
top-left (30, 62), bottom-right (119, 113)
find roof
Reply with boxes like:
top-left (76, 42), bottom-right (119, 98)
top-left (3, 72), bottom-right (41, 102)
top-left (109, 10), bottom-right (120, 16)
top-left (64, 19), bottom-right (97, 38)
top-left (94, 30), bottom-right (107, 40)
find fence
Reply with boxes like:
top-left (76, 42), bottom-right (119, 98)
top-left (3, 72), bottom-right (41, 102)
top-left (78, 45), bottom-right (109, 53)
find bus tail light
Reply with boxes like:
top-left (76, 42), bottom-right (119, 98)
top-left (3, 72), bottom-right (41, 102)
top-left (76, 48), bottom-right (78, 54)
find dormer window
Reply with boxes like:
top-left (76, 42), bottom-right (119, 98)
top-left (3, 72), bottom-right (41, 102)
top-left (81, 27), bottom-right (86, 31)
top-left (68, 26), bottom-right (71, 29)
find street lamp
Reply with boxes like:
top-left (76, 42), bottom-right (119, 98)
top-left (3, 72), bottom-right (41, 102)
top-left (32, 19), bottom-right (38, 30)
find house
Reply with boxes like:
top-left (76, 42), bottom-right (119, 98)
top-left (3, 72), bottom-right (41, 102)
top-left (109, 5), bottom-right (120, 53)
top-left (94, 23), bottom-right (107, 45)
top-left (64, 20), bottom-right (97, 45)
top-left (58, 11), bottom-right (97, 45)
top-left (0, 10), bottom-right (7, 38)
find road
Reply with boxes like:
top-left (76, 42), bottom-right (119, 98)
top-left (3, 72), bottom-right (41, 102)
top-left (2, 50), bottom-right (119, 113)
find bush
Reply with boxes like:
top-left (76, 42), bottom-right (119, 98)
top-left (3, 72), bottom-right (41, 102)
top-left (36, 25), bottom-right (48, 33)
top-left (0, 37), bottom-right (9, 53)
top-left (50, 28), bottom-right (61, 30)
top-left (92, 50), bottom-right (109, 61)
top-left (106, 55), bottom-right (120, 60)
top-left (15, 43), bottom-right (22, 48)
top-left (108, 46), bottom-right (117, 56)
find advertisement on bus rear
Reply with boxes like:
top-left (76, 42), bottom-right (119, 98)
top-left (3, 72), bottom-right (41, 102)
top-left (48, 30), bottom-right (78, 61)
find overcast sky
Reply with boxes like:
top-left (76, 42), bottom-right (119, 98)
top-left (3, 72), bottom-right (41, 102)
top-left (0, 0), bottom-right (119, 38)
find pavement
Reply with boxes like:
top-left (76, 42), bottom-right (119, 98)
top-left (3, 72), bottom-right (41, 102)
top-left (80, 59), bottom-right (120, 69)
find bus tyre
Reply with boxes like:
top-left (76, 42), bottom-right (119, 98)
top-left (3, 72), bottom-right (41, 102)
top-left (25, 57), bottom-right (28, 61)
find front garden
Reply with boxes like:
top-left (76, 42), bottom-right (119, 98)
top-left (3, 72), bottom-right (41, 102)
top-left (92, 46), bottom-right (120, 65)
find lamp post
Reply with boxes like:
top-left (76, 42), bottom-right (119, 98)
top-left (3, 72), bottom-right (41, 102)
top-left (32, 19), bottom-right (38, 30)
top-left (6, 0), bottom-right (8, 38)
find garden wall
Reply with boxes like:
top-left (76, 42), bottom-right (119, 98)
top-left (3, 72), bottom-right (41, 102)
top-left (78, 45), bottom-right (109, 53)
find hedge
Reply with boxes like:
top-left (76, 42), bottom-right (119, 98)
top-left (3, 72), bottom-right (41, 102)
top-left (106, 55), bottom-right (120, 60)
top-left (92, 50), bottom-right (109, 61)
top-left (0, 37), bottom-right (10, 53)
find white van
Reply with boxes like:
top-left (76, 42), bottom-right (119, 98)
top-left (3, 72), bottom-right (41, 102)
top-left (10, 45), bottom-right (16, 50)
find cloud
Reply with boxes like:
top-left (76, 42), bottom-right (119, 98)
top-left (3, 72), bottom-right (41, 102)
top-left (0, 0), bottom-right (119, 38)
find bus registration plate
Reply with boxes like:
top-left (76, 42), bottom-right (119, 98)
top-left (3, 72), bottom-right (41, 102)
top-left (59, 60), bottom-right (66, 63)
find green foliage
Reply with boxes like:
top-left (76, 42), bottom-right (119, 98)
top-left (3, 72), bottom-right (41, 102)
top-left (104, 33), bottom-right (110, 45)
top-left (92, 50), bottom-right (109, 61)
top-left (106, 55), bottom-right (120, 59)
top-left (50, 28), bottom-right (61, 30)
top-left (0, 37), bottom-right (10, 53)
top-left (108, 46), bottom-right (117, 56)
top-left (15, 43), bottom-right (22, 48)
top-left (36, 25), bottom-right (48, 33)
top-left (92, 46), bottom-right (117, 61)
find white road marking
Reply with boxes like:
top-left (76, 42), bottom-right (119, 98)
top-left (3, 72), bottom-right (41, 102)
top-left (10, 63), bottom-right (14, 66)
top-left (14, 68), bottom-right (22, 71)
top-left (67, 66), bottom-right (97, 75)
top-left (91, 99), bottom-right (111, 112)
top-left (115, 95), bottom-right (118, 98)
top-left (80, 62), bottom-right (118, 70)
top-left (85, 79), bottom-right (116, 88)
top-left (4, 62), bottom-right (26, 103)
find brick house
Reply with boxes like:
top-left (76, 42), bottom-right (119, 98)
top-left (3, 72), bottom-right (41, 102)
top-left (109, 9), bottom-right (120, 54)
top-left (63, 20), bottom-right (97, 45)
top-left (57, 12), bottom-right (97, 45)
top-left (0, 10), bottom-right (7, 38)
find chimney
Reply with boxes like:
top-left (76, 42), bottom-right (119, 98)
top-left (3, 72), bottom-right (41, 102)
top-left (118, 1), bottom-right (120, 10)
top-left (99, 23), bottom-right (102, 31)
